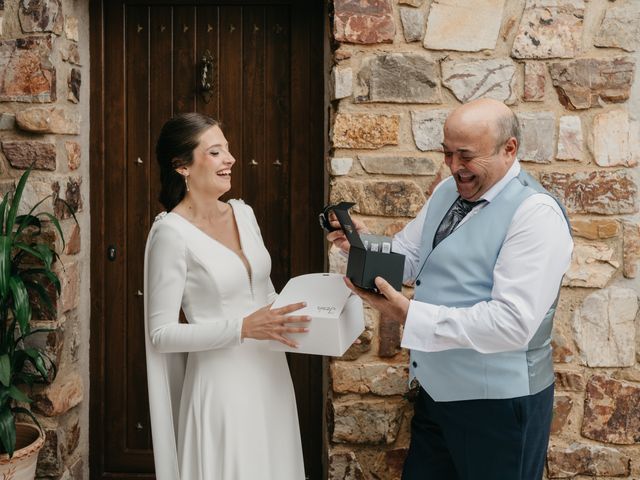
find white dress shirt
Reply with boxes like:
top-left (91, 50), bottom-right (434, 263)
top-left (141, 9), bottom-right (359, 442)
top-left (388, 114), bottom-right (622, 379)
top-left (394, 160), bottom-right (574, 354)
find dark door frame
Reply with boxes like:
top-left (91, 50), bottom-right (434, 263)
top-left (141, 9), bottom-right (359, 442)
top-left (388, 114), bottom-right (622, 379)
top-left (89, 1), bottom-right (327, 478)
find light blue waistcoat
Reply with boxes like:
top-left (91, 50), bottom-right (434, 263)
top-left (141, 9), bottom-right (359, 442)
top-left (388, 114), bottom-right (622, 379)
top-left (411, 170), bottom-right (570, 401)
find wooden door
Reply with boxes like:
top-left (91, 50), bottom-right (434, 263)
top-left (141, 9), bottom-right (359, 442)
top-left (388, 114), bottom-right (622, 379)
top-left (90, 1), bottom-right (325, 478)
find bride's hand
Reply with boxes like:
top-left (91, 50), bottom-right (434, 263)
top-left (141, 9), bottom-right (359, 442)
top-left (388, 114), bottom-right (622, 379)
top-left (241, 302), bottom-right (310, 348)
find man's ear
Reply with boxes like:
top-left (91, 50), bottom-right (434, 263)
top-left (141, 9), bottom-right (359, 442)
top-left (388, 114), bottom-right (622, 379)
top-left (504, 137), bottom-right (518, 158)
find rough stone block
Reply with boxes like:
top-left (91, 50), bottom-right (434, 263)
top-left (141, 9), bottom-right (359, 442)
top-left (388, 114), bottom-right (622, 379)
top-left (0, 36), bottom-right (55, 102)
top-left (332, 398), bottom-right (406, 444)
top-left (67, 67), bottom-right (80, 103)
top-left (33, 372), bottom-right (83, 417)
top-left (399, 7), bottom-right (425, 43)
top-left (573, 287), bottom-right (638, 367)
top-left (562, 241), bottom-right (618, 289)
top-left (53, 177), bottom-right (82, 219)
top-left (551, 332), bottom-right (574, 363)
top-left (331, 361), bottom-right (409, 395)
top-left (549, 57), bottom-right (635, 110)
top-left (59, 260), bottom-right (79, 313)
top-left (328, 451), bottom-right (364, 480)
top-left (1, 141), bottom-right (56, 171)
top-left (550, 395), bottom-right (573, 435)
top-left (594, 1), bottom-right (640, 52)
top-left (411, 109), bottom-right (449, 152)
top-left (512, 0), bottom-right (584, 59)
top-left (331, 66), bottom-right (352, 101)
top-left (358, 156), bottom-right (437, 176)
top-left (423, 0), bottom-right (505, 52)
top-left (539, 170), bottom-right (636, 214)
top-left (16, 107), bottom-right (79, 134)
top-left (61, 42), bottom-right (80, 65)
top-left (329, 157), bottom-right (353, 176)
top-left (0, 113), bottom-right (16, 130)
top-left (442, 58), bottom-right (516, 104)
top-left (378, 314), bottom-right (402, 358)
top-left (517, 112), bottom-right (555, 163)
top-left (330, 179), bottom-right (426, 217)
top-left (556, 116), bottom-right (583, 161)
top-left (356, 54), bottom-right (441, 104)
top-left (547, 443), bottom-right (630, 478)
top-left (570, 218), bottom-right (619, 240)
top-left (554, 370), bottom-right (585, 392)
top-left (64, 15), bottom-right (79, 42)
top-left (19, 0), bottom-right (63, 34)
top-left (332, 113), bottom-right (399, 149)
top-left (591, 109), bottom-right (638, 167)
top-left (623, 221), bottom-right (640, 278)
top-left (333, 0), bottom-right (394, 44)
top-left (582, 375), bottom-right (640, 444)
top-left (524, 62), bottom-right (546, 102)
top-left (65, 141), bottom-right (80, 171)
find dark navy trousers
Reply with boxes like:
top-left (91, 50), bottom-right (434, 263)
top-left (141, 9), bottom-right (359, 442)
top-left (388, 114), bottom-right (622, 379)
top-left (402, 384), bottom-right (554, 480)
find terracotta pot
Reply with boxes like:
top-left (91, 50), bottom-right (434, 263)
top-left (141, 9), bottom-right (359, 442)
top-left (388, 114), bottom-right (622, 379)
top-left (0, 423), bottom-right (45, 480)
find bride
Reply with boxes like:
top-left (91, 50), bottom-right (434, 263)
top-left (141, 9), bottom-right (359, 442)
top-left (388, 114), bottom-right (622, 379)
top-left (144, 112), bottom-right (308, 479)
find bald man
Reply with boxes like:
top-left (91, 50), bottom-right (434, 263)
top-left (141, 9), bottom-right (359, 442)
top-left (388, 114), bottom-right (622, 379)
top-left (329, 99), bottom-right (573, 479)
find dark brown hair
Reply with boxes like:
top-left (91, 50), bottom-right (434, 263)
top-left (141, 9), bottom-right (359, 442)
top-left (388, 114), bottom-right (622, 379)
top-left (155, 112), bottom-right (219, 211)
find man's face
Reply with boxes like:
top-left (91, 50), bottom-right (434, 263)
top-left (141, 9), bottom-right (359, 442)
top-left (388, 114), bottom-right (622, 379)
top-left (442, 121), bottom-right (513, 201)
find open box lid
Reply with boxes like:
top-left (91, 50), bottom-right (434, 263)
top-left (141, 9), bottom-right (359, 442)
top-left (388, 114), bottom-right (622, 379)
top-left (271, 273), bottom-right (352, 319)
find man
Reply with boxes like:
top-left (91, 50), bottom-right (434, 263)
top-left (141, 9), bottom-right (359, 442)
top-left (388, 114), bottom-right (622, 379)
top-left (328, 98), bottom-right (573, 480)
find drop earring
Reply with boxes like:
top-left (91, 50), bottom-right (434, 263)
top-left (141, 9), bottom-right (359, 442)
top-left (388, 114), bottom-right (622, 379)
top-left (184, 175), bottom-right (190, 192)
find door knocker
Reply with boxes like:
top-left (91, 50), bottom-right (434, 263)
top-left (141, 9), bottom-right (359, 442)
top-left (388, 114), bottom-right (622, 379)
top-left (200, 49), bottom-right (215, 104)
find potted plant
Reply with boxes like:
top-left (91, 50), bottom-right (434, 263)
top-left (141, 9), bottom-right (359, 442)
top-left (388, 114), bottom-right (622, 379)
top-left (0, 168), bottom-right (71, 478)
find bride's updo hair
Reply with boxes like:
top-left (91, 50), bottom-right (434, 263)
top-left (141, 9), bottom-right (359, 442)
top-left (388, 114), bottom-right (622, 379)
top-left (156, 112), bottom-right (219, 211)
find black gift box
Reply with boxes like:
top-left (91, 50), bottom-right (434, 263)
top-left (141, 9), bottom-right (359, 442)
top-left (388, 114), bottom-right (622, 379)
top-left (320, 202), bottom-right (405, 291)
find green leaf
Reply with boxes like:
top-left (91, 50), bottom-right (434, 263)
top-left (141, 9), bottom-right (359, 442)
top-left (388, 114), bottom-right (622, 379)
top-left (0, 236), bottom-right (11, 299)
top-left (35, 212), bottom-right (65, 250)
top-left (0, 355), bottom-right (9, 387)
top-left (5, 169), bottom-right (31, 237)
top-left (8, 276), bottom-right (31, 335)
top-left (24, 350), bottom-right (49, 382)
top-left (0, 193), bottom-right (10, 236)
top-left (21, 268), bottom-right (61, 295)
top-left (0, 406), bottom-right (16, 456)
top-left (14, 214), bottom-right (42, 237)
top-left (23, 280), bottom-right (55, 318)
top-left (13, 242), bottom-right (53, 269)
top-left (7, 386), bottom-right (30, 404)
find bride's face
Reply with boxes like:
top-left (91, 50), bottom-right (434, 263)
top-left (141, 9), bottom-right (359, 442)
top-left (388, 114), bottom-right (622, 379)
top-left (184, 125), bottom-right (236, 198)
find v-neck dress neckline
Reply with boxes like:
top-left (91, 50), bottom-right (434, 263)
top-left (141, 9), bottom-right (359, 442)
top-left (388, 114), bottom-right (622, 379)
top-left (167, 202), bottom-right (253, 282)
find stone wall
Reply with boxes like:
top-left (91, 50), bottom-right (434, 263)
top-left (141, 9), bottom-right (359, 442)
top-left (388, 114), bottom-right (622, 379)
top-left (0, 1), bottom-right (89, 478)
top-left (327, 1), bottom-right (640, 479)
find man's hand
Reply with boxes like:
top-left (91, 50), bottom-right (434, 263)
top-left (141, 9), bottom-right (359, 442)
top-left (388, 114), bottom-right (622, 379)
top-left (344, 276), bottom-right (409, 325)
top-left (326, 212), bottom-right (369, 253)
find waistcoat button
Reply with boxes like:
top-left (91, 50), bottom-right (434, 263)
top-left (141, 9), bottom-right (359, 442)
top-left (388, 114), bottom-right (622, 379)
top-left (412, 361), bottom-right (417, 368)
top-left (416, 279), bottom-right (421, 286)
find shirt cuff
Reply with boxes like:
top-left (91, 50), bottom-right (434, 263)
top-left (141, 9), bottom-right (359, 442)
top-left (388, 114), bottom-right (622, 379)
top-left (400, 299), bottom-right (441, 352)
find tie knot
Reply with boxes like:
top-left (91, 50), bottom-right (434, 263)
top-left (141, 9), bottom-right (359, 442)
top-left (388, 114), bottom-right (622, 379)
top-left (455, 197), bottom-right (485, 214)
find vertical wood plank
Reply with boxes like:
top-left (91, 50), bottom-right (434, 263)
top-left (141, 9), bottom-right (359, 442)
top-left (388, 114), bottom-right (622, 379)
top-left (219, 6), bottom-right (244, 199)
top-left (103, 0), bottom-right (128, 470)
top-left (264, 6), bottom-right (290, 291)
top-left (195, 6), bottom-right (220, 118)
top-left (125, 2), bottom-right (152, 456)
top-left (242, 7), bottom-right (266, 222)
top-left (173, 6), bottom-right (196, 113)
top-left (149, 6), bottom-right (173, 221)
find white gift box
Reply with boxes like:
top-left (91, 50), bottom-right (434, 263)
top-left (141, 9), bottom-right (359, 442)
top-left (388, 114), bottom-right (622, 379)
top-left (269, 273), bottom-right (364, 356)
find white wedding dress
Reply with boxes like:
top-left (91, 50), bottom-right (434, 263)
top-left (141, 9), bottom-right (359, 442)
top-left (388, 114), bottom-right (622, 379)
top-left (143, 199), bottom-right (305, 480)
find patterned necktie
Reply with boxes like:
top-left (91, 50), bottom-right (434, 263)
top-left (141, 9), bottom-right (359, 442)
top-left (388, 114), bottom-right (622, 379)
top-left (433, 196), bottom-right (486, 248)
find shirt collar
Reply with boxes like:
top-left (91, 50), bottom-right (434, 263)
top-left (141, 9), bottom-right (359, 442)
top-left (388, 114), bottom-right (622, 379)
top-left (479, 159), bottom-right (521, 203)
